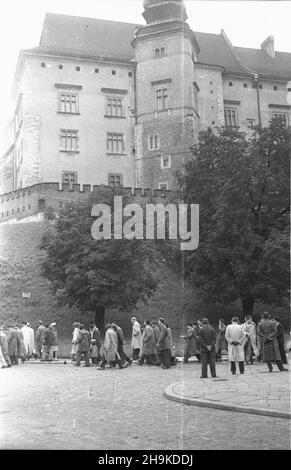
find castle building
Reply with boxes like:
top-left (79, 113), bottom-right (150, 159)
top-left (0, 0), bottom-right (290, 196)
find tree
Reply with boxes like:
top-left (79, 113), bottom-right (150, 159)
top-left (178, 120), bottom-right (290, 316)
top-left (40, 186), bottom-right (158, 330)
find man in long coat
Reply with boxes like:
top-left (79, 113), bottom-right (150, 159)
top-left (0, 327), bottom-right (12, 367)
top-left (131, 317), bottom-right (142, 361)
top-left (35, 321), bottom-right (46, 359)
top-left (183, 323), bottom-right (201, 363)
top-left (257, 313), bottom-right (288, 372)
top-left (275, 317), bottom-right (288, 365)
top-left (216, 319), bottom-right (228, 362)
top-left (98, 323), bottom-right (123, 370)
top-left (157, 318), bottom-right (171, 369)
top-left (139, 320), bottom-right (159, 365)
top-left (42, 324), bottom-right (54, 361)
top-left (7, 326), bottom-right (20, 365)
top-left (21, 322), bottom-right (34, 358)
top-left (112, 323), bottom-right (132, 367)
top-left (15, 324), bottom-right (26, 362)
top-left (225, 317), bottom-right (246, 375)
top-left (71, 322), bottom-right (81, 362)
top-left (89, 322), bottom-right (102, 365)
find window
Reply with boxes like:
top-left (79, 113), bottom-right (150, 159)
top-left (224, 108), bottom-right (238, 127)
top-left (62, 171), bottom-right (78, 187)
top-left (259, 84), bottom-right (263, 89)
top-left (273, 86), bottom-right (278, 91)
top-left (59, 201), bottom-right (63, 208)
top-left (107, 133), bottom-right (125, 154)
top-left (272, 112), bottom-right (288, 126)
top-left (148, 134), bottom-right (160, 151)
top-left (229, 82), bottom-right (233, 87)
top-left (58, 64), bottom-right (63, 70)
top-left (156, 88), bottom-right (168, 111)
top-left (60, 130), bottom-right (79, 152)
top-left (76, 66), bottom-right (80, 72)
top-left (128, 72), bottom-right (132, 77)
top-left (247, 119), bottom-right (255, 128)
top-left (106, 97), bottom-right (123, 117)
top-left (161, 155), bottom-right (171, 169)
top-left (159, 182), bottom-right (168, 190)
top-left (59, 92), bottom-right (79, 113)
top-left (112, 70), bottom-right (116, 75)
top-left (244, 83), bottom-right (248, 88)
top-left (41, 62), bottom-right (46, 68)
top-left (108, 174), bottom-right (123, 187)
top-left (155, 47), bottom-right (166, 56)
top-left (95, 68), bottom-right (99, 73)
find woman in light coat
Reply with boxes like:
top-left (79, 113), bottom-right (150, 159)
top-left (225, 317), bottom-right (246, 375)
top-left (98, 324), bottom-right (123, 369)
top-left (139, 321), bottom-right (159, 365)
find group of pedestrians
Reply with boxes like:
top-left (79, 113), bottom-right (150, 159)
top-left (181, 313), bottom-right (289, 378)
top-left (70, 317), bottom-right (177, 370)
top-left (0, 321), bottom-right (59, 368)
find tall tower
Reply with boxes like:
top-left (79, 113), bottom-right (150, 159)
top-left (132, 0), bottom-right (200, 190)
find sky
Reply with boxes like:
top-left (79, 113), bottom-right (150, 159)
top-left (0, 0), bottom-right (291, 134)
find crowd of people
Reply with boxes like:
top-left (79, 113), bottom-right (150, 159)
top-left (0, 312), bottom-right (289, 378)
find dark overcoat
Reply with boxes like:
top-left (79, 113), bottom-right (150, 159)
top-left (142, 325), bottom-right (157, 355)
top-left (257, 320), bottom-right (281, 361)
top-left (157, 324), bottom-right (171, 351)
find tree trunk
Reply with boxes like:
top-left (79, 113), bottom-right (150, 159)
top-left (95, 304), bottom-right (105, 333)
top-left (241, 297), bottom-right (255, 317)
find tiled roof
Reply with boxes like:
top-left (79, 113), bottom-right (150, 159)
top-left (38, 13), bottom-right (139, 61)
top-left (23, 13), bottom-right (291, 80)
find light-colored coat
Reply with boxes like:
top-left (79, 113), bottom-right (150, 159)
top-left (242, 321), bottom-right (259, 356)
top-left (71, 327), bottom-right (81, 355)
top-left (225, 323), bottom-right (246, 362)
top-left (142, 325), bottom-right (157, 355)
top-left (131, 321), bottom-right (142, 350)
top-left (21, 325), bottom-right (35, 355)
top-left (104, 327), bottom-right (120, 362)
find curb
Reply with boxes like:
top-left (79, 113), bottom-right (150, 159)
top-left (164, 382), bottom-right (291, 420)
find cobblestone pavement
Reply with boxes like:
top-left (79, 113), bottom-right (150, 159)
top-left (166, 365), bottom-right (290, 418)
top-left (0, 360), bottom-right (290, 450)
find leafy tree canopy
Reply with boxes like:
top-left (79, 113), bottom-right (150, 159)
top-left (178, 120), bottom-right (290, 315)
top-left (40, 186), bottom-right (159, 327)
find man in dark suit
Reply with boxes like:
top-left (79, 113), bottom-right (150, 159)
top-left (199, 318), bottom-right (217, 379)
top-left (275, 317), bottom-right (288, 365)
top-left (157, 318), bottom-right (171, 369)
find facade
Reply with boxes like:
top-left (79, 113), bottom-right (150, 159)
top-left (1, 0), bottom-right (291, 195)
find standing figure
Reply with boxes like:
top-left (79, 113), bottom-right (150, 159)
top-left (75, 324), bottom-right (91, 367)
top-left (166, 323), bottom-right (177, 366)
top-left (21, 322), bottom-right (34, 359)
top-left (7, 326), bottom-right (20, 365)
top-left (198, 318), bottom-right (217, 379)
top-left (42, 324), bottom-right (54, 362)
top-left (216, 319), bottom-right (228, 362)
top-left (71, 322), bottom-right (81, 362)
top-left (98, 323), bottom-right (123, 370)
top-left (193, 321), bottom-right (201, 362)
top-left (151, 320), bottom-right (161, 345)
top-left (225, 317), bottom-right (246, 375)
top-left (156, 318), bottom-right (171, 369)
top-left (131, 317), bottom-right (142, 361)
top-left (275, 317), bottom-right (288, 365)
top-left (139, 320), bottom-right (159, 366)
top-left (0, 327), bottom-right (11, 368)
top-left (257, 313), bottom-right (288, 372)
top-left (89, 322), bottom-right (102, 365)
top-left (35, 321), bottom-right (46, 359)
top-left (51, 322), bottom-right (59, 360)
top-left (183, 323), bottom-right (200, 363)
top-left (242, 315), bottom-right (259, 364)
top-left (112, 323), bottom-right (132, 367)
top-left (15, 324), bottom-right (27, 363)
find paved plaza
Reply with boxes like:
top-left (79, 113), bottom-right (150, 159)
top-left (0, 359), bottom-right (290, 450)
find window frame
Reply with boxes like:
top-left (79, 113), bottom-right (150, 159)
top-left (60, 129), bottom-right (79, 153)
top-left (272, 112), bottom-right (289, 127)
top-left (148, 133), bottom-right (160, 151)
top-left (62, 171), bottom-right (78, 187)
top-left (105, 96), bottom-right (124, 118)
top-left (58, 91), bottom-right (79, 114)
top-left (106, 133), bottom-right (125, 155)
top-left (159, 182), bottom-right (169, 190)
top-left (108, 173), bottom-right (123, 187)
top-left (161, 155), bottom-right (171, 169)
top-left (224, 107), bottom-right (239, 128)
top-left (156, 87), bottom-right (169, 111)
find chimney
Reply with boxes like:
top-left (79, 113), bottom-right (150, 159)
top-left (260, 35), bottom-right (275, 58)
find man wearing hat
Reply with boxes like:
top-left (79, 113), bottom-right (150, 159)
top-left (35, 321), bottom-right (46, 359)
